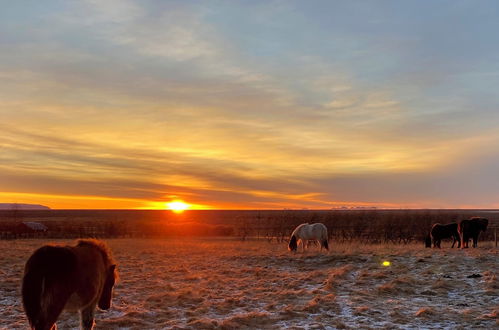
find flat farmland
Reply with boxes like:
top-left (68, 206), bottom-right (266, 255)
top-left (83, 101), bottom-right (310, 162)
top-left (1, 239), bottom-right (497, 329)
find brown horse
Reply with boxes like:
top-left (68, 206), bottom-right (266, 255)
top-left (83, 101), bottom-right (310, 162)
top-left (22, 239), bottom-right (117, 330)
top-left (459, 217), bottom-right (489, 248)
top-left (430, 223), bottom-right (460, 248)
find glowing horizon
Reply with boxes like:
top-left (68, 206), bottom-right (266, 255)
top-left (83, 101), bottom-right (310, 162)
top-left (2, 1), bottom-right (499, 210)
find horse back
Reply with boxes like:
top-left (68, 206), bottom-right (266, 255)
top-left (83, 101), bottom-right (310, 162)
top-left (24, 245), bottom-right (78, 288)
top-left (431, 223), bottom-right (458, 237)
top-left (299, 223), bottom-right (327, 240)
top-left (311, 223), bottom-right (328, 237)
top-left (459, 217), bottom-right (488, 234)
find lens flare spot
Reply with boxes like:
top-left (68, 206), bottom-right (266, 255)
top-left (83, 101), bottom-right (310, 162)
top-left (382, 261), bottom-right (391, 267)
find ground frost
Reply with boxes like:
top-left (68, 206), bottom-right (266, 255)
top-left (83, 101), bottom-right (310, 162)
top-left (0, 239), bottom-right (497, 329)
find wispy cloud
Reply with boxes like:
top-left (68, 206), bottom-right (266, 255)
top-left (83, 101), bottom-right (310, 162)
top-left (1, 1), bottom-right (499, 208)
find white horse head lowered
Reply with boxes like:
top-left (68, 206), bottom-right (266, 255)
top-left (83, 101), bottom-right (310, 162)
top-left (288, 223), bottom-right (329, 252)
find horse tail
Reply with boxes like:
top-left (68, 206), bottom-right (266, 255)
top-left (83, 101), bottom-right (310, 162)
top-left (322, 239), bottom-right (329, 250)
top-left (22, 268), bottom-right (44, 329)
top-left (22, 246), bottom-right (77, 329)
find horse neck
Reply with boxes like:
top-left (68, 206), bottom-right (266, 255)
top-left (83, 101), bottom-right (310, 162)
top-left (292, 225), bottom-right (307, 239)
top-left (95, 248), bottom-right (111, 267)
top-left (77, 241), bottom-right (111, 267)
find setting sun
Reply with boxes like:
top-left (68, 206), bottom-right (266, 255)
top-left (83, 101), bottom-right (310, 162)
top-left (166, 200), bottom-right (190, 213)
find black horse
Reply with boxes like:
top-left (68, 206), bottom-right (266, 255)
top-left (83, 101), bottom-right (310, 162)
top-left (430, 223), bottom-right (460, 248)
top-left (459, 217), bottom-right (488, 248)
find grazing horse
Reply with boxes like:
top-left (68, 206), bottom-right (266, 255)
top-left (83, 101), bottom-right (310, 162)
top-left (459, 217), bottom-right (488, 248)
top-left (288, 223), bottom-right (329, 252)
top-left (22, 239), bottom-right (117, 330)
top-left (430, 223), bottom-right (460, 248)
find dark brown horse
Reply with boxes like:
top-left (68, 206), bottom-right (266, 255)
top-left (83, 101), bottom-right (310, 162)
top-left (22, 239), bottom-right (117, 330)
top-left (430, 223), bottom-right (460, 248)
top-left (459, 217), bottom-right (488, 248)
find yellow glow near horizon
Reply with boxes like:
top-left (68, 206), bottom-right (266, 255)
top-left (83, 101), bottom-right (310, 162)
top-left (382, 261), bottom-right (391, 267)
top-left (166, 200), bottom-right (190, 213)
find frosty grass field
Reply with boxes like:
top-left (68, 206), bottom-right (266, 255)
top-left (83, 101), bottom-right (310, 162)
top-left (1, 238), bottom-right (497, 329)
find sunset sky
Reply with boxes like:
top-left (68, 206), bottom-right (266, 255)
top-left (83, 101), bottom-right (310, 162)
top-left (2, 1), bottom-right (499, 209)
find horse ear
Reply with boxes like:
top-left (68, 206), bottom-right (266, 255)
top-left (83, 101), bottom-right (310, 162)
top-left (109, 264), bottom-right (116, 273)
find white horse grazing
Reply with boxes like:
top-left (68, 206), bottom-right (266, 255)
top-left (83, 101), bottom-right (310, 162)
top-left (288, 223), bottom-right (329, 252)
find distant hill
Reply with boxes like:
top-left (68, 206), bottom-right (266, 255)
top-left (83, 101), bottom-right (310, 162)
top-left (0, 203), bottom-right (51, 210)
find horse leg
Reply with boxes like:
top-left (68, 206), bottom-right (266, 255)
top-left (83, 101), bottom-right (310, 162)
top-left (321, 238), bottom-right (329, 251)
top-left (472, 235), bottom-right (478, 248)
top-left (454, 234), bottom-right (461, 248)
top-left (39, 303), bottom-right (63, 330)
top-left (80, 304), bottom-right (96, 330)
top-left (31, 283), bottom-right (70, 330)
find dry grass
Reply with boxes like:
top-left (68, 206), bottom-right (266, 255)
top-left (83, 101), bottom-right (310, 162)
top-left (1, 238), bottom-right (497, 329)
top-left (415, 307), bottom-right (435, 317)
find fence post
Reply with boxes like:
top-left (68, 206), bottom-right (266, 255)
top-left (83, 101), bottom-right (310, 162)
top-left (495, 228), bottom-right (497, 248)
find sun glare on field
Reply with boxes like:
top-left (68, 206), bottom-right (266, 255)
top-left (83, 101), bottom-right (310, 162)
top-left (166, 200), bottom-right (190, 213)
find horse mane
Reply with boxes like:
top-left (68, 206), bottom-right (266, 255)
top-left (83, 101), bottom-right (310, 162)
top-left (76, 239), bottom-right (115, 266)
